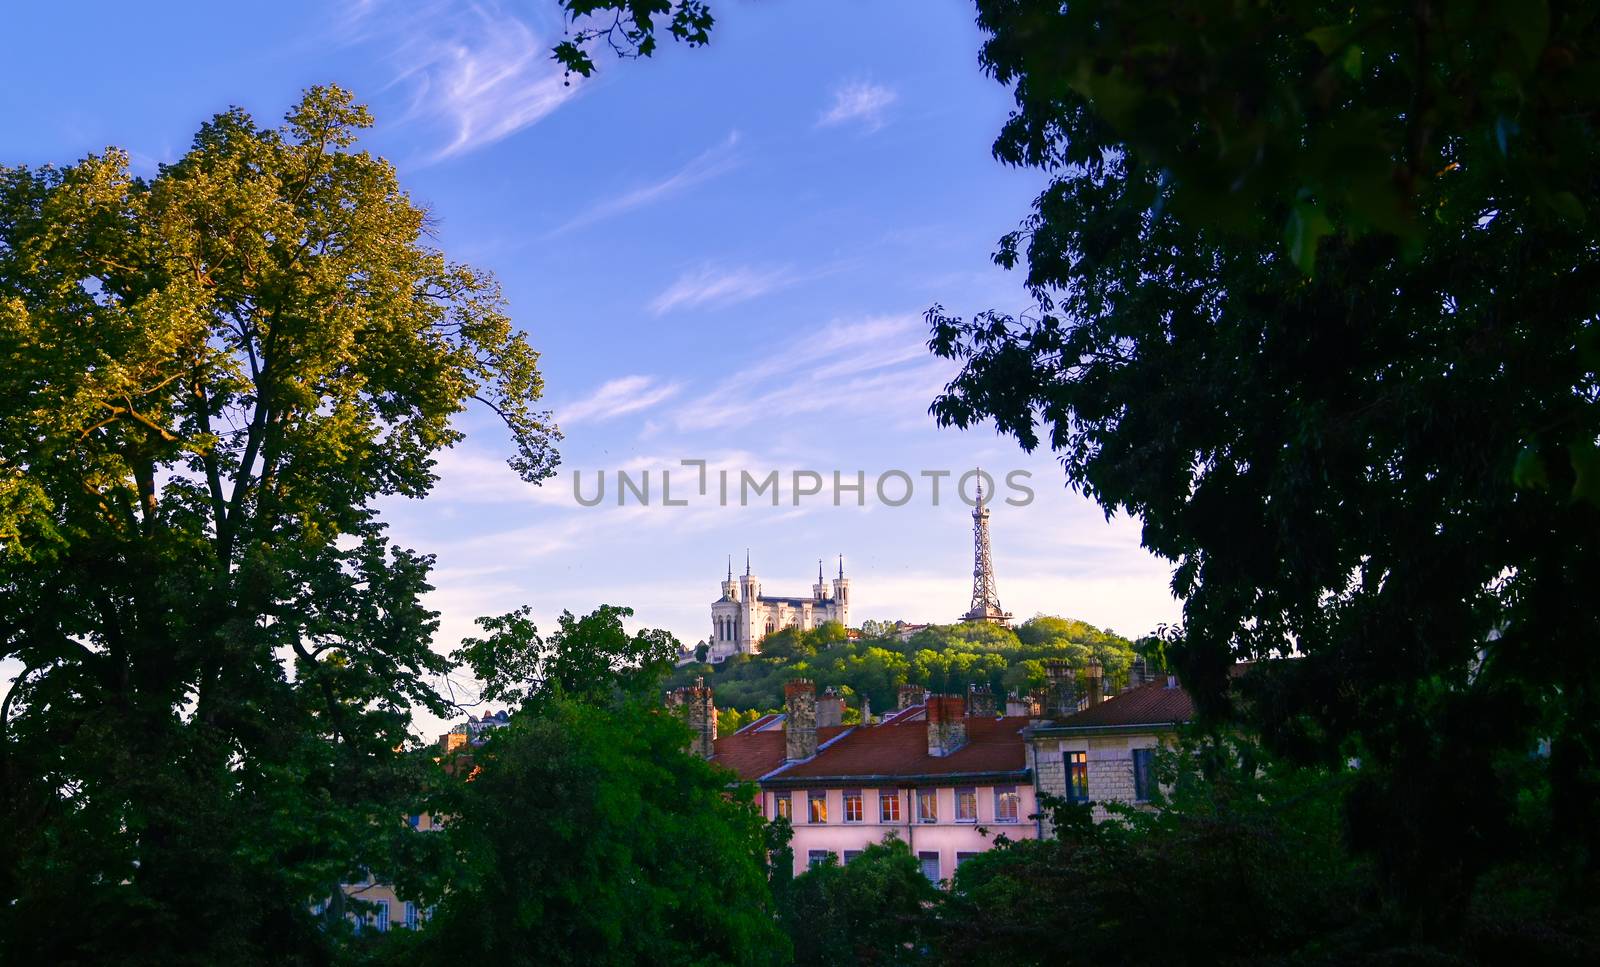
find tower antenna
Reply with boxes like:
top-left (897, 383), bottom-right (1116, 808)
top-left (962, 470), bottom-right (1011, 626)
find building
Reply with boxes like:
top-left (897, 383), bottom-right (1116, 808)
top-left (706, 555), bottom-right (850, 662)
top-left (1024, 666), bottom-right (1194, 831)
top-left (676, 678), bottom-right (1039, 882)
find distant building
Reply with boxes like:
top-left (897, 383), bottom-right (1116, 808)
top-left (679, 679), bottom-right (1039, 882)
top-left (439, 709), bottom-right (510, 753)
top-left (706, 554), bottom-right (850, 662)
top-left (1024, 664), bottom-right (1193, 830)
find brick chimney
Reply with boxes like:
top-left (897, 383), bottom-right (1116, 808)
top-left (1085, 659), bottom-right (1104, 706)
top-left (1126, 656), bottom-right (1150, 691)
top-left (784, 679), bottom-right (818, 761)
top-left (685, 676), bottom-right (717, 759)
top-left (816, 686), bottom-right (844, 728)
top-left (966, 683), bottom-right (997, 718)
top-left (1044, 659), bottom-right (1077, 717)
top-left (897, 683), bottom-right (927, 710)
top-left (926, 695), bottom-right (968, 757)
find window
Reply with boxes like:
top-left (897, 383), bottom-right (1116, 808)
top-left (994, 786), bottom-right (1020, 823)
top-left (404, 902), bottom-right (418, 929)
top-left (955, 787), bottom-right (978, 823)
top-left (1065, 750), bottom-right (1089, 802)
top-left (956, 851), bottom-right (980, 868)
top-left (808, 849), bottom-right (834, 869)
top-left (406, 814), bottom-right (421, 829)
top-left (918, 851), bottom-right (941, 884)
top-left (879, 790), bottom-right (901, 823)
top-left (374, 901), bottom-right (389, 933)
top-left (774, 792), bottom-right (791, 821)
top-left (843, 850), bottom-right (863, 864)
top-left (808, 790), bottom-right (828, 824)
top-left (917, 788), bottom-right (938, 823)
top-left (843, 789), bottom-right (863, 823)
top-left (1133, 748), bottom-right (1155, 802)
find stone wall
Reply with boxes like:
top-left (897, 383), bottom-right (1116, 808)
top-left (1027, 733), bottom-right (1164, 834)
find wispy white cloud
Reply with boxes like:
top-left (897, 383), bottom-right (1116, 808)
top-left (546, 131), bottom-right (742, 236)
top-left (818, 81), bottom-right (898, 131)
top-left (649, 264), bottom-right (796, 315)
top-left (559, 375), bottom-right (683, 425)
top-left (349, 1), bottom-right (579, 162)
top-left (667, 314), bottom-right (956, 434)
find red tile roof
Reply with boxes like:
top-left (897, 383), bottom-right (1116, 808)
top-left (1053, 679), bottom-right (1194, 729)
top-left (710, 725), bottom-right (850, 781)
top-left (716, 712), bottom-right (1030, 785)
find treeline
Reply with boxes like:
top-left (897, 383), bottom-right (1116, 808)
top-left (663, 615), bottom-right (1143, 719)
top-left (371, 656), bottom-right (1599, 966)
top-left (769, 731), bottom-right (1598, 965)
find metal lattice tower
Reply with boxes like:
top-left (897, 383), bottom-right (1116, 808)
top-left (963, 474), bottom-right (1012, 625)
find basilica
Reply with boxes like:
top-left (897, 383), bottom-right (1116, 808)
top-left (705, 555), bottom-right (850, 662)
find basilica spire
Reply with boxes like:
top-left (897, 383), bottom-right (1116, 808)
top-left (745, 549), bottom-right (751, 576)
top-left (838, 554), bottom-right (844, 579)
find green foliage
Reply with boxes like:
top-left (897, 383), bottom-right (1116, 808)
top-left (551, 1), bottom-right (714, 77)
top-left (930, 0), bottom-right (1600, 940)
top-left (970, 0), bottom-right (1596, 272)
top-left (665, 616), bottom-right (1136, 714)
top-left (784, 838), bottom-right (939, 966)
top-left (454, 603), bottom-right (678, 707)
top-left (410, 697), bottom-right (787, 966)
top-left (0, 87), bottom-right (556, 964)
top-left (940, 734), bottom-right (1367, 965)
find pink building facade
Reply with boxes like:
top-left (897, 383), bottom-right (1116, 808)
top-left (687, 680), bottom-right (1039, 882)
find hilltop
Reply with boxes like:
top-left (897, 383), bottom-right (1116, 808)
top-left (663, 615), bottom-right (1145, 731)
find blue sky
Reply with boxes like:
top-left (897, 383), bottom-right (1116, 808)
top-left (3, 1), bottom-right (1179, 720)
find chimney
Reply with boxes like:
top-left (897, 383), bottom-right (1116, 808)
top-left (1126, 656), bottom-right (1150, 691)
top-left (816, 687), bottom-right (844, 728)
top-left (897, 683), bottom-right (927, 711)
top-left (1043, 659), bottom-right (1077, 718)
top-left (1005, 692), bottom-right (1037, 718)
top-left (784, 679), bottom-right (818, 761)
top-left (860, 694), bottom-right (873, 726)
top-left (927, 695), bottom-right (968, 757)
top-left (686, 677), bottom-right (717, 759)
top-left (966, 683), bottom-right (997, 718)
top-left (1085, 659), bottom-right (1104, 706)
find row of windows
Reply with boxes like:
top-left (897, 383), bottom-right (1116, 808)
top-left (775, 786), bottom-right (1022, 824)
top-left (1061, 748), bottom-right (1156, 803)
top-left (807, 849), bottom-right (984, 885)
top-left (341, 901), bottom-right (431, 934)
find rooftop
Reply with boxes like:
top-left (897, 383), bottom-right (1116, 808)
top-left (1047, 678), bottom-right (1195, 730)
top-left (708, 705), bottom-right (1030, 785)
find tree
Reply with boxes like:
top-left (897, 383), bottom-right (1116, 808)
top-left (410, 698), bottom-right (787, 966)
top-left (413, 605), bottom-right (788, 965)
top-left (453, 603), bottom-right (678, 708)
top-left (928, 0), bottom-right (1600, 939)
top-left (0, 87), bottom-right (557, 964)
top-left (939, 736), bottom-right (1368, 966)
top-left (783, 838), bottom-right (938, 966)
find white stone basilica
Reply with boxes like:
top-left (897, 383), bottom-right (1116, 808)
top-left (706, 554), bottom-right (850, 662)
